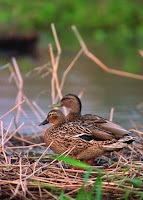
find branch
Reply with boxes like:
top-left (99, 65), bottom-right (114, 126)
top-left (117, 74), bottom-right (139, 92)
top-left (72, 25), bottom-right (143, 81)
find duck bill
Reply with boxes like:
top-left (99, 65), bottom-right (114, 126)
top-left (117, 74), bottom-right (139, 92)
top-left (39, 119), bottom-right (49, 126)
top-left (48, 101), bottom-right (62, 108)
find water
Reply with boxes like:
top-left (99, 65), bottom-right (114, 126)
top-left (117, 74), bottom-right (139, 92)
top-left (0, 50), bottom-right (143, 134)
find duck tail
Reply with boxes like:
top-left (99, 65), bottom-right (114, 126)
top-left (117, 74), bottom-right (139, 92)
top-left (103, 136), bottom-right (136, 151)
top-left (117, 136), bottom-right (136, 144)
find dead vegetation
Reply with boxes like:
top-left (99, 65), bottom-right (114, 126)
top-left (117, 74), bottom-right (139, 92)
top-left (0, 24), bottom-right (143, 199)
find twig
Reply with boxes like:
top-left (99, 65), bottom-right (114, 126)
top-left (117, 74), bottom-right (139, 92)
top-left (51, 23), bottom-right (61, 71)
top-left (109, 107), bottom-right (114, 121)
top-left (9, 64), bottom-right (19, 87)
top-left (78, 91), bottom-right (84, 99)
top-left (9, 183), bottom-right (21, 200)
top-left (129, 120), bottom-right (138, 130)
top-left (49, 44), bottom-right (62, 100)
top-left (139, 50), bottom-right (143, 58)
top-left (72, 25), bottom-right (143, 80)
top-left (2, 125), bottom-right (36, 145)
top-left (129, 129), bottom-right (143, 135)
top-left (0, 99), bottom-right (25, 121)
top-left (12, 57), bottom-right (23, 90)
top-left (1, 121), bottom-right (8, 164)
top-left (22, 94), bottom-right (43, 122)
top-left (57, 48), bottom-right (83, 98)
top-left (43, 189), bottom-right (59, 200)
top-left (12, 57), bottom-right (24, 124)
top-left (32, 101), bottom-right (47, 118)
top-left (20, 108), bottom-right (42, 131)
top-left (33, 141), bottom-right (54, 170)
top-left (4, 122), bottom-right (24, 145)
top-left (19, 157), bottom-right (25, 194)
top-left (58, 161), bottom-right (72, 185)
top-left (7, 143), bottom-right (45, 149)
top-left (3, 117), bottom-right (15, 142)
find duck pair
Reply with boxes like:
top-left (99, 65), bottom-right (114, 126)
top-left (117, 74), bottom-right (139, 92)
top-left (39, 94), bottom-right (135, 161)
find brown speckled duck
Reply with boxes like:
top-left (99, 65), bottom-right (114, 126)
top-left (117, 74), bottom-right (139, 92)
top-left (39, 110), bottom-right (135, 161)
top-left (48, 94), bottom-right (132, 141)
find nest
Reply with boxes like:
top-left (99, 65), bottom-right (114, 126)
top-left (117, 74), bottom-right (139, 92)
top-left (0, 131), bottom-right (143, 200)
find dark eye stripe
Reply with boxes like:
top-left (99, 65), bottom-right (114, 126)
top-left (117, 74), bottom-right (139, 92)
top-left (62, 97), bottom-right (71, 101)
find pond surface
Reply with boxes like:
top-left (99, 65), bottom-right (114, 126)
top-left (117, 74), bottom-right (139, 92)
top-left (0, 46), bottom-right (143, 134)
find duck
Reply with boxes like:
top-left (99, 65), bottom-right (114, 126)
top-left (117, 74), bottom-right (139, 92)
top-left (39, 110), bottom-right (135, 161)
top-left (48, 94), bottom-right (132, 141)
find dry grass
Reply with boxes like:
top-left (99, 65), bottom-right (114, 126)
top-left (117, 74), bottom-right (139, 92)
top-left (0, 130), bottom-right (143, 199)
top-left (0, 24), bottom-right (143, 199)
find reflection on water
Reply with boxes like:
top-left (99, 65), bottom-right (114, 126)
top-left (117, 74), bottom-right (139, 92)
top-left (0, 52), bottom-right (143, 134)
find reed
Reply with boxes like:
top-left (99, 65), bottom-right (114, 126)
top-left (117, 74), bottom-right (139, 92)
top-left (0, 24), bottom-right (143, 200)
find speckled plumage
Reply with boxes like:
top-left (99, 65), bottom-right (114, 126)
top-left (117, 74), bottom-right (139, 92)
top-left (48, 94), bottom-right (132, 140)
top-left (39, 110), bottom-right (135, 160)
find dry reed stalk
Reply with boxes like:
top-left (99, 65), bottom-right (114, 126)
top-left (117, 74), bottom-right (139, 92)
top-left (72, 25), bottom-right (143, 81)
top-left (1, 121), bottom-right (8, 164)
top-left (20, 108), bottom-right (42, 131)
top-left (49, 44), bottom-right (62, 102)
top-left (22, 94), bottom-right (43, 123)
top-left (130, 129), bottom-right (143, 135)
top-left (51, 23), bottom-right (62, 103)
top-left (6, 143), bottom-right (45, 150)
top-left (34, 62), bottom-right (51, 74)
top-left (3, 117), bottom-right (14, 142)
top-left (12, 58), bottom-right (23, 90)
top-left (109, 107), bottom-right (114, 121)
top-left (51, 23), bottom-right (61, 71)
top-left (12, 58), bottom-right (23, 125)
top-left (0, 99), bottom-right (25, 121)
top-left (26, 63), bottom-right (52, 78)
top-left (50, 43), bottom-right (56, 103)
top-left (49, 43), bottom-right (68, 115)
top-left (43, 189), bottom-right (59, 200)
top-left (38, 184), bottom-right (42, 199)
top-left (58, 161), bottom-right (73, 185)
top-left (32, 101), bottom-right (47, 118)
top-left (136, 124), bottom-right (143, 129)
top-left (129, 120), bottom-right (139, 130)
top-left (2, 126), bottom-right (36, 145)
top-left (0, 25), bottom-right (143, 200)
top-left (78, 90), bottom-right (84, 99)
top-left (139, 49), bottom-right (143, 57)
top-left (1, 156), bottom-right (142, 199)
top-left (10, 183), bottom-right (21, 199)
top-left (15, 90), bottom-right (23, 124)
top-left (56, 49), bottom-right (83, 100)
top-left (50, 24), bottom-right (69, 115)
top-left (3, 122), bottom-right (24, 146)
top-left (9, 64), bottom-right (19, 88)
top-left (35, 90), bottom-right (50, 102)
top-left (33, 142), bottom-right (54, 171)
top-left (10, 57), bottom-right (46, 130)
top-left (19, 157), bottom-right (25, 194)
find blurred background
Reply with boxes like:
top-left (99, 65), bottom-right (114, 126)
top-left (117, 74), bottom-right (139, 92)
top-left (0, 0), bottom-right (143, 133)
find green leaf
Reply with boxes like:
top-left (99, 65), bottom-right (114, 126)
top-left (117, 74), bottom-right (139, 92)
top-left (126, 178), bottom-right (143, 189)
top-left (60, 190), bottom-right (65, 200)
top-left (50, 155), bottom-right (102, 172)
top-left (122, 166), bottom-right (132, 176)
top-left (124, 190), bottom-right (130, 200)
top-left (88, 174), bottom-right (102, 199)
top-left (95, 176), bottom-right (102, 200)
top-left (29, 179), bottom-right (59, 191)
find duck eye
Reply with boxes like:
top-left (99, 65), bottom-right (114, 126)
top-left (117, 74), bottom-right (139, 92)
top-left (62, 97), bottom-right (70, 101)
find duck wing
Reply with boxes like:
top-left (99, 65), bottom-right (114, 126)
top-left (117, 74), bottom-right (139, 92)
top-left (81, 114), bottom-right (131, 138)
